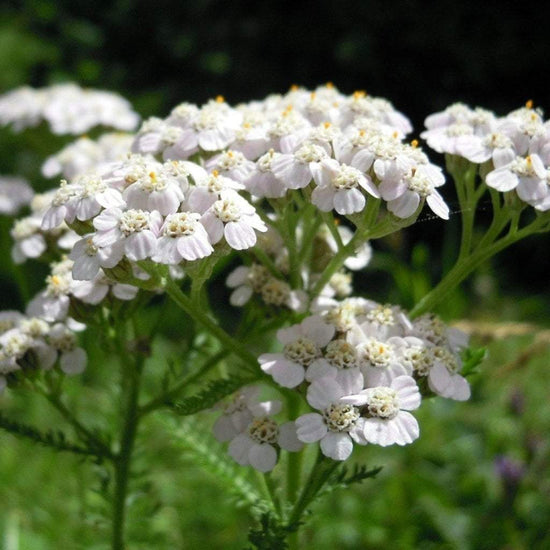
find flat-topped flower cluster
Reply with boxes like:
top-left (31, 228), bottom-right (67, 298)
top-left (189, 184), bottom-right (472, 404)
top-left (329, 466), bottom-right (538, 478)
top-left (0, 83), bottom-right (139, 134)
top-left (131, 85), bottom-right (449, 220)
top-left (0, 310), bottom-right (86, 393)
top-left (422, 101), bottom-right (550, 210)
top-left (213, 300), bottom-right (469, 471)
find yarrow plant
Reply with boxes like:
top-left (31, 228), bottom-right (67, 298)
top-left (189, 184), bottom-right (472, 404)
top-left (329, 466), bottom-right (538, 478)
top-left (1, 82), bottom-right (549, 549)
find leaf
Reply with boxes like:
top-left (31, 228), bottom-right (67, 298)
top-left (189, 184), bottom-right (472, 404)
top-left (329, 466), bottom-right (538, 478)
top-left (0, 412), bottom-right (108, 461)
top-left (245, 511), bottom-right (291, 550)
top-left (168, 375), bottom-right (258, 416)
top-left (320, 464), bottom-right (383, 497)
top-left (460, 346), bottom-right (487, 376)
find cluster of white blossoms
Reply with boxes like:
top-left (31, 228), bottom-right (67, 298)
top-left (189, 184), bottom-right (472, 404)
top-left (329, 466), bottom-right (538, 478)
top-left (226, 223), bottom-right (371, 312)
top-left (253, 300), bottom-right (470, 463)
top-left (0, 84), bottom-right (140, 134)
top-left (0, 310), bottom-right (86, 394)
top-left (10, 189), bottom-right (79, 264)
top-left (0, 177), bottom-right (34, 216)
top-left (131, 85), bottom-right (449, 220)
top-left (27, 256), bottom-right (139, 324)
top-left (40, 155), bottom-right (268, 276)
top-left (2, 85), bottom-right (480, 467)
top-left (42, 133), bottom-right (135, 180)
top-left (211, 386), bottom-right (303, 472)
top-left (422, 101), bottom-right (550, 210)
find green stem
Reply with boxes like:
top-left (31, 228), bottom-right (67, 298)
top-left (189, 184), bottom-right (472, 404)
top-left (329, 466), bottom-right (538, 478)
top-left (164, 277), bottom-right (258, 369)
top-left (251, 246), bottom-right (284, 279)
top-left (262, 472), bottom-right (283, 517)
top-left (112, 341), bottom-right (144, 550)
top-left (138, 349), bottom-right (229, 417)
top-left (410, 214), bottom-right (550, 318)
top-left (286, 394), bottom-right (302, 505)
top-left (287, 453), bottom-right (340, 528)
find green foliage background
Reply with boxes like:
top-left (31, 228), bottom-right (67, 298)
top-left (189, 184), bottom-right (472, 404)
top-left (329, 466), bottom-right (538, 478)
top-left (1, 1), bottom-right (550, 548)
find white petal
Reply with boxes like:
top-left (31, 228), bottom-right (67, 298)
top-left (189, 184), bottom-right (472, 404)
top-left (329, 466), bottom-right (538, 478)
top-left (213, 415), bottom-right (240, 442)
top-left (259, 356), bottom-right (305, 388)
top-left (302, 316), bottom-right (335, 346)
top-left (72, 255), bottom-right (100, 281)
top-left (125, 231), bottom-right (157, 261)
top-left (176, 235), bottom-right (213, 261)
top-left (311, 185), bottom-right (335, 211)
top-left (426, 191), bottom-right (450, 220)
top-left (333, 188), bottom-right (365, 215)
top-left (230, 286), bottom-right (253, 306)
top-left (387, 191), bottom-right (420, 219)
top-left (226, 266), bottom-right (250, 288)
top-left (306, 376), bottom-right (344, 410)
top-left (485, 169), bottom-right (518, 191)
top-left (320, 432), bottom-right (353, 460)
top-left (295, 413), bottom-right (328, 443)
top-left (428, 363), bottom-right (471, 401)
top-left (249, 443), bottom-right (277, 472)
top-left (278, 422), bottom-right (304, 452)
top-left (224, 221), bottom-right (257, 250)
top-left (228, 434), bottom-right (254, 465)
top-left (392, 375), bottom-right (421, 410)
top-left (60, 347), bottom-right (87, 375)
top-left (112, 284), bottom-right (138, 301)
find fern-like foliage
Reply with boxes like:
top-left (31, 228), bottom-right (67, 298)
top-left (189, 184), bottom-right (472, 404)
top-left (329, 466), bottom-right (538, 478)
top-left (168, 375), bottom-right (258, 416)
top-left (245, 512), bottom-right (291, 550)
top-left (316, 463), bottom-right (383, 502)
top-left (0, 412), bottom-right (109, 461)
top-left (331, 464), bottom-right (383, 488)
top-left (167, 417), bottom-right (261, 508)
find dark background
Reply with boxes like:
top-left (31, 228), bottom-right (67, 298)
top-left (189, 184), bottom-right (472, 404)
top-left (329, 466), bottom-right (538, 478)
top-left (2, 0), bottom-right (549, 124)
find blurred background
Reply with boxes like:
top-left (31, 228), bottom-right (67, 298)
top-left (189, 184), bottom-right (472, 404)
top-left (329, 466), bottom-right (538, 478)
top-left (1, 1), bottom-right (549, 548)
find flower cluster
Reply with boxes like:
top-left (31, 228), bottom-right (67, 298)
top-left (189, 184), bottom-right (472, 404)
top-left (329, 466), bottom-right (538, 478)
top-left (40, 156), bottom-right (268, 275)
top-left (27, 257), bottom-right (138, 324)
top-left (10, 190), bottom-right (79, 264)
top-left (254, 301), bottom-right (470, 462)
top-left (42, 133), bottom-right (135, 180)
top-left (0, 177), bottom-right (34, 216)
top-left (0, 310), bottom-right (86, 393)
top-left (225, 223), bottom-right (371, 312)
top-left (0, 84), bottom-right (140, 134)
top-left (422, 101), bottom-right (550, 210)
top-left (131, 85), bottom-right (449, 220)
top-left (212, 386), bottom-right (303, 472)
